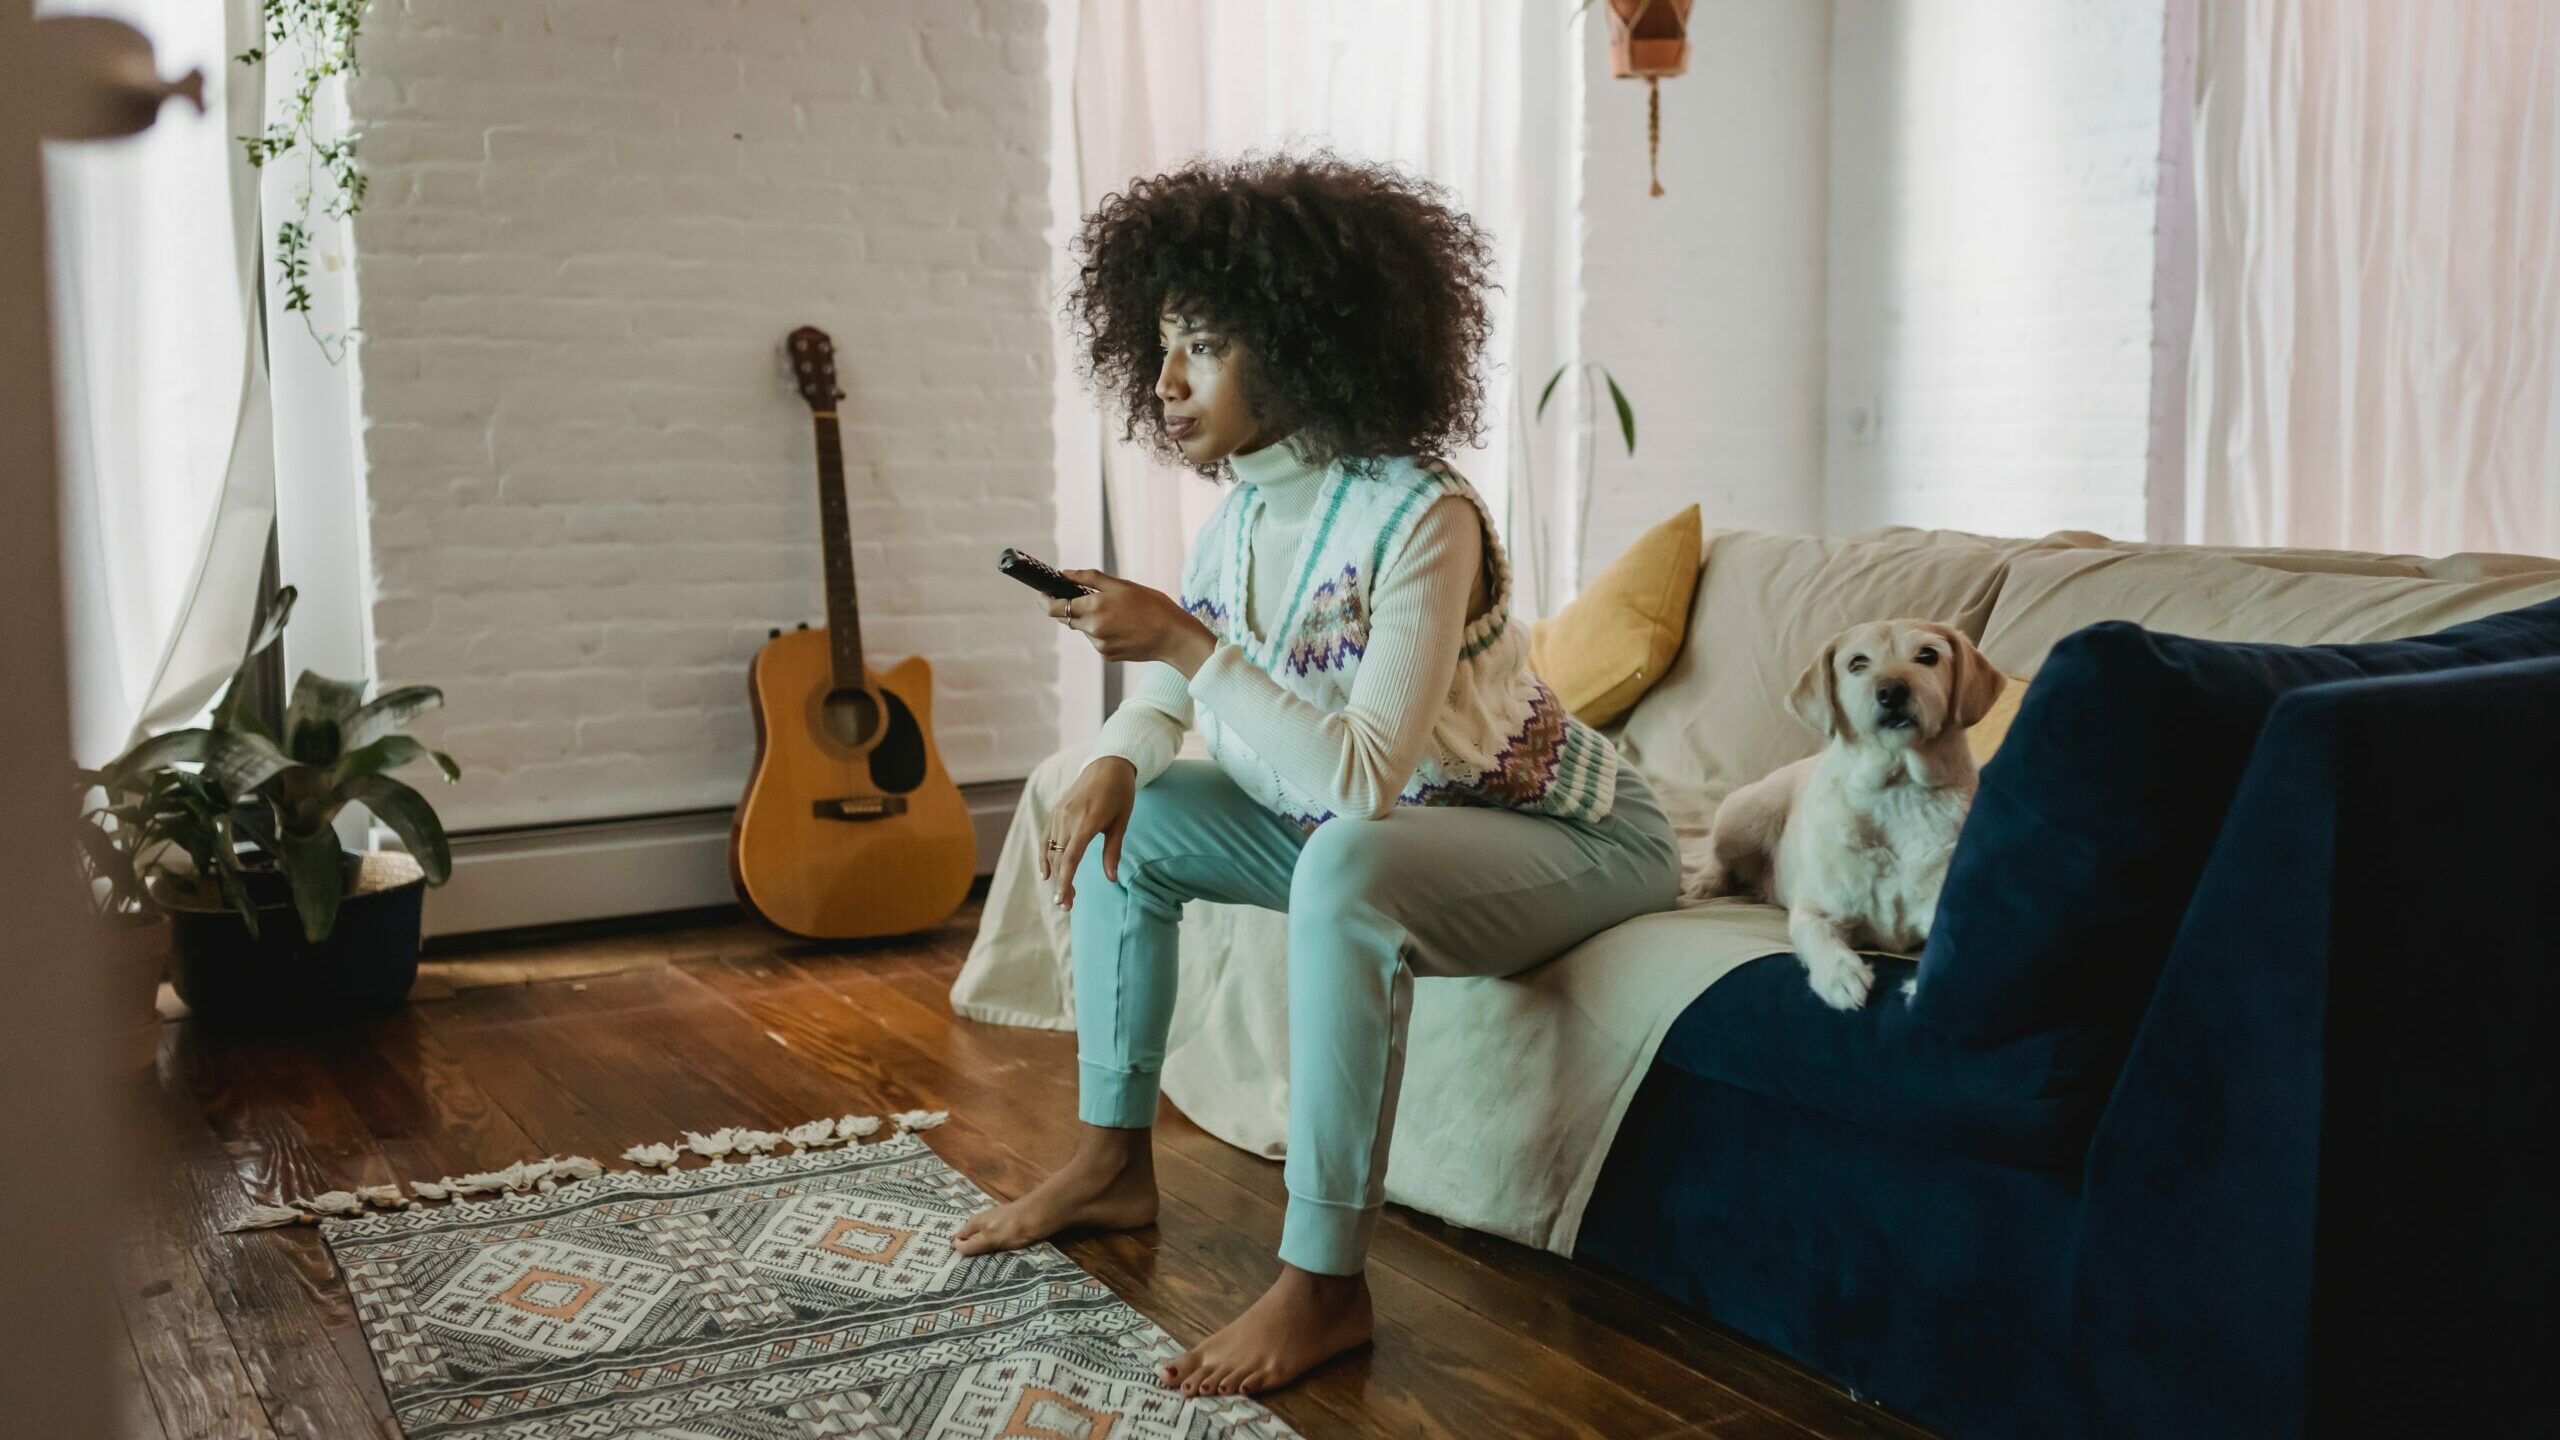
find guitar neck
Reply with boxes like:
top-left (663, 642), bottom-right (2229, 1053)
top-left (811, 412), bottom-right (867, 686)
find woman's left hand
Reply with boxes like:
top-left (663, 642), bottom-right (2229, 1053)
top-left (1049, 570), bottom-right (1217, 674)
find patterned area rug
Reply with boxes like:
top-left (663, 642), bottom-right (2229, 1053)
top-left (322, 1133), bottom-right (1301, 1439)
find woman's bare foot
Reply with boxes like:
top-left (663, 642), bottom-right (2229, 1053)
top-left (1161, 1266), bottom-right (1373, 1396)
top-left (949, 1125), bottom-right (1157, 1256)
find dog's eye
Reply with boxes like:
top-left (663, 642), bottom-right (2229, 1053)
top-left (1845, 656), bottom-right (1869, 675)
top-left (1916, 648), bottom-right (1940, 666)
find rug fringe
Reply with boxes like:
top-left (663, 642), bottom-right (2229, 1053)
top-left (222, 1110), bottom-right (949, 1233)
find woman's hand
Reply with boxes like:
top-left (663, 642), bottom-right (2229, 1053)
top-left (1041, 757), bottom-right (1138, 910)
top-left (1048, 570), bottom-right (1217, 675)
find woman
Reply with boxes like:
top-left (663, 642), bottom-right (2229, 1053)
top-left (951, 152), bottom-right (1682, 1397)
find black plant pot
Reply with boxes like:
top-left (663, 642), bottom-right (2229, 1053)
top-left (167, 849), bottom-right (426, 1030)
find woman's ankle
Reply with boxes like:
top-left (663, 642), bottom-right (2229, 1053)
top-left (1275, 1263), bottom-right (1368, 1301)
top-left (1070, 1123), bottom-right (1154, 1177)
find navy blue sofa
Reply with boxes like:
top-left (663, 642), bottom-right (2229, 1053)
top-left (1577, 635), bottom-right (2560, 1438)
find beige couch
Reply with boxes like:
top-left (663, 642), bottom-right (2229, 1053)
top-left (951, 524), bottom-right (2560, 1255)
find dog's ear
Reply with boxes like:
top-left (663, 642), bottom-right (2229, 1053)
top-left (1929, 623), bottom-right (2005, 728)
top-left (1788, 639), bottom-right (1844, 738)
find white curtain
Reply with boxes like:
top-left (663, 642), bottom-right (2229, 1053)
top-left (47, 0), bottom-right (273, 767)
top-left (1064, 0), bottom-right (1530, 600)
top-left (2186, 0), bottom-right (2560, 556)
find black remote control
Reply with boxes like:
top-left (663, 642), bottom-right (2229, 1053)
top-left (999, 547), bottom-right (1098, 601)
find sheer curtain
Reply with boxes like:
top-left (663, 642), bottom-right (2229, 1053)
top-left (2185, 0), bottom-right (2560, 556)
top-left (47, 0), bottom-right (272, 767)
top-left (1062, 0), bottom-right (1530, 601)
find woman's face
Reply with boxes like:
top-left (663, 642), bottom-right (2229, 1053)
top-left (1155, 309), bottom-right (1280, 464)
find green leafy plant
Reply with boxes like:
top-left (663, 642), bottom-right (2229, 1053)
top-left (80, 585), bottom-right (459, 945)
top-left (237, 0), bottom-right (370, 364)
top-left (75, 779), bottom-right (167, 923)
top-left (1537, 360), bottom-right (1638, 458)
top-left (1513, 360), bottom-right (1640, 609)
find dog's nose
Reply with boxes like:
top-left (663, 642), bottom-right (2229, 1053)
top-left (1876, 679), bottom-right (1911, 710)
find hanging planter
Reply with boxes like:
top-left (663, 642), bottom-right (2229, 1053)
top-left (1603, 0), bottom-right (1695, 198)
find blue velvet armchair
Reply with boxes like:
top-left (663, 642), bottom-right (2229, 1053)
top-left (1579, 652), bottom-right (2560, 1439)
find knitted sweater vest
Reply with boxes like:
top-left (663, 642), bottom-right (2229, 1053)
top-left (1179, 455), bottom-right (1620, 830)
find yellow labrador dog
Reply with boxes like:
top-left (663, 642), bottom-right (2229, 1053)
top-left (1690, 619), bottom-right (2005, 1010)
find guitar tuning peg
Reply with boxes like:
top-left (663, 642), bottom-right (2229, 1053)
top-left (796, 621), bottom-right (810, 630)
top-left (769, 626), bottom-right (782, 639)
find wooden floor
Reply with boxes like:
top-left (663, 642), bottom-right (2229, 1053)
top-left (111, 891), bottom-right (1932, 1440)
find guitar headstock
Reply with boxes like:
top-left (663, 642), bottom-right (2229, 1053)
top-left (787, 326), bottom-right (844, 412)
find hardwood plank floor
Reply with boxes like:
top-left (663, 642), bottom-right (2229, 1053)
top-left (113, 893), bottom-right (1932, 1440)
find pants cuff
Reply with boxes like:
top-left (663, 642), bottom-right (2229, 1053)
top-left (1077, 1060), bottom-right (1161, 1129)
top-left (1277, 1191), bottom-right (1380, 1276)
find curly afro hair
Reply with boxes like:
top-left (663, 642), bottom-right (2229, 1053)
top-left (1066, 150), bottom-right (1497, 477)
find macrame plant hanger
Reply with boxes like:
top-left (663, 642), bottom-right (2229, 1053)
top-left (1605, 0), bottom-right (1695, 197)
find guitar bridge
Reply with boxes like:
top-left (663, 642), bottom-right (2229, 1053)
top-left (813, 795), bottom-right (909, 822)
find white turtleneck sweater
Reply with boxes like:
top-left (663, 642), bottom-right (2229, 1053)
top-left (1089, 437), bottom-right (1491, 820)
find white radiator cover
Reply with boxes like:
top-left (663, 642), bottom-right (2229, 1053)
top-left (407, 779), bottom-right (1021, 939)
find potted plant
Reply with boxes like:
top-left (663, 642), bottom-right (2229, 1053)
top-left (86, 584), bottom-right (461, 1029)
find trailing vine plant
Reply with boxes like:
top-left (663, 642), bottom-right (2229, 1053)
top-left (236, 0), bottom-right (370, 364)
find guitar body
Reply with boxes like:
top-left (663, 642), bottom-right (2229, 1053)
top-left (731, 633), bottom-right (975, 939)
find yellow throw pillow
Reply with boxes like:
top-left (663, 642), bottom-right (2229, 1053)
top-left (1528, 504), bottom-right (1703, 728)
top-left (1966, 673), bottom-right (2030, 767)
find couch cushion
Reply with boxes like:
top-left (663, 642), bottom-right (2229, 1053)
top-left (1913, 595), bottom-right (2560, 1050)
top-left (1616, 530), bottom-right (2026, 804)
top-left (1529, 504), bottom-right (1702, 727)
top-left (1656, 950), bottom-right (2100, 1171)
top-left (1980, 548), bottom-right (2560, 676)
top-left (1581, 1036), bottom-right (2085, 1440)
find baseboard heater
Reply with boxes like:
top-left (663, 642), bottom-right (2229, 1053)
top-left (411, 779), bottom-right (1024, 939)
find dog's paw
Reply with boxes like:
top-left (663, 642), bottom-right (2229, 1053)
top-left (1682, 857), bottom-right (1731, 903)
top-left (1806, 955), bottom-right (1875, 1011)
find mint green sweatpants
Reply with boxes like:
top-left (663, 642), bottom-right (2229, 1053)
top-left (1071, 757), bottom-right (1682, 1275)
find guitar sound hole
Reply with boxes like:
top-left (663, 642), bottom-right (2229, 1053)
top-left (869, 690), bottom-right (928, 794)
top-left (820, 687), bottom-right (884, 750)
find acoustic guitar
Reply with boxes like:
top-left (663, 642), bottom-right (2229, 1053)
top-left (729, 326), bottom-right (976, 938)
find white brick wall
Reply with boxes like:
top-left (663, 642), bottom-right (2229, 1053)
top-left (346, 0), bottom-right (1056, 832)
top-left (1573, 0), bottom-right (1833, 577)
top-left (1823, 0), bottom-right (2168, 540)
